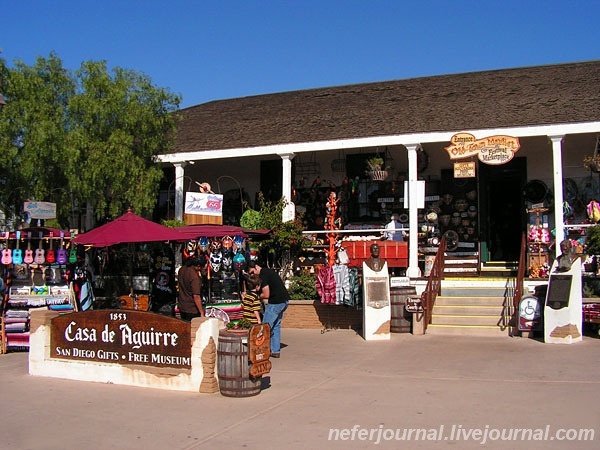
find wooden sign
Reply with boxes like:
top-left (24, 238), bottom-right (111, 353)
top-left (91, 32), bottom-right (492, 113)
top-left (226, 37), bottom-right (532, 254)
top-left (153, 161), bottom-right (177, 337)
top-left (50, 310), bottom-right (192, 368)
top-left (454, 161), bottom-right (476, 178)
top-left (248, 324), bottom-right (272, 377)
top-left (405, 297), bottom-right (424, 313)
top-left (445, 132), bottom-right (520, 165)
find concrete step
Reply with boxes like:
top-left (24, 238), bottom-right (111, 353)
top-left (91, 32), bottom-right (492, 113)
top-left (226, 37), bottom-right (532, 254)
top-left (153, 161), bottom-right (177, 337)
top-left (431, 314), bottom-right (506, 326)
top-left (425, 277), bottom-right (516, 336)
top-left (434, 296), bottom-right (507, 306)
top-left (426, 324), bottom-right (510, 337)
top-left (445, 258), bottom-right (479, 265)
top-left (440, 287), bottom-right (511, 297)
top-left (432, 304), bottom-right (510, 315)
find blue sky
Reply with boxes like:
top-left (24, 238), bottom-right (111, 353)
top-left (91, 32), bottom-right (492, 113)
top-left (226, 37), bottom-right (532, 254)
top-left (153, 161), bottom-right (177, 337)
top-left (2, 0), bottom-right (598, 108)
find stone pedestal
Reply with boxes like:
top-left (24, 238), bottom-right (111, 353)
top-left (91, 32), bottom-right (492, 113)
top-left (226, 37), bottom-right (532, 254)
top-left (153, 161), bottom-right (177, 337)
top-left (362, 262), bottom-right (391, 340)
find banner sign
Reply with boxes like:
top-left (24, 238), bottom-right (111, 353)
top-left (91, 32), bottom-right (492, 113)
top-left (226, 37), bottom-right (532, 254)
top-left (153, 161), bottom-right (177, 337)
top-left (23, 201), bottom-right (57, 220)
top-left (50, 310), bottom-right (192, 368)
top-left (445, 133), bottom-right (520, 165)
top-left (184, 192), bottom-right (223, 216)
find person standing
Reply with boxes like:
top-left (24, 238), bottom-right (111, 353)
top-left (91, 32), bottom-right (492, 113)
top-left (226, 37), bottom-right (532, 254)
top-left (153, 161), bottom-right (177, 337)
top-left (247, 261), bottom-right (290, 358)
top-left (241, 274), bottom-right (262, 324)
top-left (384, 214), bottom-right (405, 241)
top-left (177, 257), bottom-right (205, 321)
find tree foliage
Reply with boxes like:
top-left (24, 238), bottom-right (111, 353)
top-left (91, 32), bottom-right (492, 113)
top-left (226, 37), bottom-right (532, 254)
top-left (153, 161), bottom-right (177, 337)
top-left (0, 53), bottom-right (180, 229)
top-left (240, 192), bottom-right (309, 269)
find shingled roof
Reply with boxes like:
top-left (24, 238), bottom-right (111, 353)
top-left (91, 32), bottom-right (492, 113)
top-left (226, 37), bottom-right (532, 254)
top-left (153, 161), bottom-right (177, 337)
top-left (168, 60), bottom-right (600, 155)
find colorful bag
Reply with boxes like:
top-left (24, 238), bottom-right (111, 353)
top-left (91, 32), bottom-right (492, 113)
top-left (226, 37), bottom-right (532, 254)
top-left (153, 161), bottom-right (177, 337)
top-left (587, 200), bottom-right (600, 223)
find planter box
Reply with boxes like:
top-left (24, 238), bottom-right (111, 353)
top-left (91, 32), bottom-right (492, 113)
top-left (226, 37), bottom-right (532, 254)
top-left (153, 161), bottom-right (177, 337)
top-left (282, 300), bottom-right (361, 330)
top-left (341, 240), bottom-right (408, 268)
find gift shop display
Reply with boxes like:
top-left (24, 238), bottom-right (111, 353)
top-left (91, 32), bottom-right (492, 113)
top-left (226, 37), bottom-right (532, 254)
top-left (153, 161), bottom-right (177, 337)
top-left (1, 229), bottom-right (77, 353)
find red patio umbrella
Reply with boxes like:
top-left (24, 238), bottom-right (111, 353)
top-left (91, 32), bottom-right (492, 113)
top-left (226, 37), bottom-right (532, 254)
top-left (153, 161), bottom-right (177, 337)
top-left (73, 210), bottom-right (185, 247)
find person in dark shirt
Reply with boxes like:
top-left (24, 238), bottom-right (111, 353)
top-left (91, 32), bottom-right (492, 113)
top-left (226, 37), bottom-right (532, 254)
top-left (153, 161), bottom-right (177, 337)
top-left (247, 261), bottom-right (290, 358)
top-left (177, 257), bottom-right (205, 321)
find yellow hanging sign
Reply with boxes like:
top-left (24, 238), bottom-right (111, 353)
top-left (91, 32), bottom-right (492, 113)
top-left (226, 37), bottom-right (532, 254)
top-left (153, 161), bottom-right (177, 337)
top-left (445, 133), bottom-right (520, 165)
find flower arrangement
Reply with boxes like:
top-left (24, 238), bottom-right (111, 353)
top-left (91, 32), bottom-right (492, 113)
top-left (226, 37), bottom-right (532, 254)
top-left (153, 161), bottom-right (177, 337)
top-left (583, 155), bottom-right (600, 172)
top-left (366, 156), bottom-right (390, 181)
top-left (366, 156), bottom-right (385, 172)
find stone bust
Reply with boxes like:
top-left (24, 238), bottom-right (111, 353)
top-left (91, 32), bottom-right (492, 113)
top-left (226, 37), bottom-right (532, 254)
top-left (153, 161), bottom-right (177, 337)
top-left (555, 239), bottom-right (577, 272)
top-left (365, 242), bottom-right (385, 272)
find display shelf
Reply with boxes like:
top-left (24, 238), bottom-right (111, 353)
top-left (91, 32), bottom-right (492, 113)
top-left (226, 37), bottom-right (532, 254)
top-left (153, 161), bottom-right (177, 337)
top-left (3, 283), bottom-right (74, 352)
top-left (527, 207), bottom-right (552, 278)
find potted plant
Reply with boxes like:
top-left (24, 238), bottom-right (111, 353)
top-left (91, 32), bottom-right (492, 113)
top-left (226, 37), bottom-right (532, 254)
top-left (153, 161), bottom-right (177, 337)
top-left (226, 318), bottom-right (253, 331)
top-left (366, 156), bottom-right (388, 181)
top-left (584, 225), bottom-right (600, 274)
top-left (583, 155), bottom-right (600, 173)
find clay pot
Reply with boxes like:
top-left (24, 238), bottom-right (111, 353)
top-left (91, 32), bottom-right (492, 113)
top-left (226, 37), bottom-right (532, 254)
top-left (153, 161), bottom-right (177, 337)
top-left (454, 199), bottom-right (468, 212)
top-left (442, 194), bottom-right (453, 205)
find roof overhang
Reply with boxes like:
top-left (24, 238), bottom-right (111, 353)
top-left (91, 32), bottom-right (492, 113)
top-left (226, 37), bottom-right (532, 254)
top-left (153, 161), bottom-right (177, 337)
top-left (157, 121), bottom-right (600, 164)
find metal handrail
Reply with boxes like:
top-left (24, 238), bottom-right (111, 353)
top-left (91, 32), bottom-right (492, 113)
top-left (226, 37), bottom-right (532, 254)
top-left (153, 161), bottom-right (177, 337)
top-left (511, 232), bottom-right (527, 331)
top-left (421, 235), bottom-right (447, 332)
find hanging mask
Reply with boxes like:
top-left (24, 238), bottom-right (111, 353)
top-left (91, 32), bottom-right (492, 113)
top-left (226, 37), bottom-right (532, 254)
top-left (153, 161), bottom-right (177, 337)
top-left (222, 253), bottom-right (233, 271)
top-left (209, 250), bottom-right (222, 273)
top-left (183, 240), bottom-right (197, 259)
top-left (221, 235), bottom-right (234, 251)
top-left (233, 251), bottom-right (246, 272)
top-left (198, 236), bottom-right (209, 253)
top-left (210, 239), bottom-right (222, 253)
top-left (233, 235), bottom-right (245, 251)
top-left (249, 245), bottom-right (259, 262)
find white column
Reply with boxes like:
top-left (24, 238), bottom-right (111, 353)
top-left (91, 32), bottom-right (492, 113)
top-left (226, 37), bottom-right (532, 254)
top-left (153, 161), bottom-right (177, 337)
top-left (174, 162), bottom-right (187, 221)
top-left (550, 135), bottom-right (565, 252)
top-left (278, 153), bottom-right (296, 222)
top-left (405, 144), bottom-right (422, 278)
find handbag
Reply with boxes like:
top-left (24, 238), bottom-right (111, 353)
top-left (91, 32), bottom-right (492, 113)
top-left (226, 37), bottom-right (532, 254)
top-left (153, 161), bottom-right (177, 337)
top-left (336, 247), bottom-right (350, 265)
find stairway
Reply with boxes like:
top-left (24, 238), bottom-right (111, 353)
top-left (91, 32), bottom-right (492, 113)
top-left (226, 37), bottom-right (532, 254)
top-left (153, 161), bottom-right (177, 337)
top-left (426, 279), bottom-right (516, 336)
top-left (443, 251), bottom-right (479, 276)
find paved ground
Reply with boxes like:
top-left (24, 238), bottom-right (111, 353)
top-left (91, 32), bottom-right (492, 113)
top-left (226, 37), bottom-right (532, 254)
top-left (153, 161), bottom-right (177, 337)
top-left (0, 329), bottom-right (598, 450)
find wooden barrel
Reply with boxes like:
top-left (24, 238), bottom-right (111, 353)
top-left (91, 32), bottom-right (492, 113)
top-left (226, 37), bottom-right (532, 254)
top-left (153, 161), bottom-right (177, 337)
top-left (217, 329), bottom-right (261, 397)
top-left (390, 287), bottom-right (416, 333)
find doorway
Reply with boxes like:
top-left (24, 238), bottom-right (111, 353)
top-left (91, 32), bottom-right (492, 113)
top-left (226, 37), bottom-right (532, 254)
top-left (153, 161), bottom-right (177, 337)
top-left (260, 159), bottom-right (283, 203)
top-left (478, 157), bottom-right (527, 262)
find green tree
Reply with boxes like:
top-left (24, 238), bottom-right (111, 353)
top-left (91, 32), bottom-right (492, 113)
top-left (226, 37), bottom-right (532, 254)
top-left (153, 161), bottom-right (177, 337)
top-left (0, 53), bottom-right (180, 229)
top-left (240, 192), bottom-right (309, 269)
top-left (0, 53), bottom-right (75, 225)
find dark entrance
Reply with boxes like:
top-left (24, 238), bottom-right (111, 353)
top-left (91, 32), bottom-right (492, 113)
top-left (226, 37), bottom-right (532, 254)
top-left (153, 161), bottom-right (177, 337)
top-left (260, 159), bottom-right (283, 203)
top-left (478, 157), bottom-right (527, 262)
